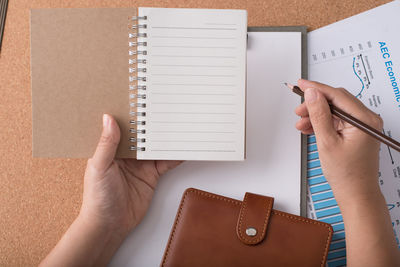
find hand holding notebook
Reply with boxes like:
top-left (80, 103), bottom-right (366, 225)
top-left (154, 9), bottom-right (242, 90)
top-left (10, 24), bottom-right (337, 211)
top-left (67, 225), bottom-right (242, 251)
top-left (40, 113), bottom-right (183, 266)
top-left (31, 7), bottom-right (247, 160)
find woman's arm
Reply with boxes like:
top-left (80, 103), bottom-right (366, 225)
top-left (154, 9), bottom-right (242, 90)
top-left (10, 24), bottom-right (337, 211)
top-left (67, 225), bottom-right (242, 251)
top-left (295, 79), bottom-right (400, 267)
top-left (40, 114), bottom-right (181, 267)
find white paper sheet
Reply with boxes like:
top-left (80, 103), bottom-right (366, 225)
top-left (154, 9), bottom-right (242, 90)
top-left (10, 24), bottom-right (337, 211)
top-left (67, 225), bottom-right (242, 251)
top-left (307, 0), bottom-right (400, 254)
top-left (109, 31), bottom-right (302, 266)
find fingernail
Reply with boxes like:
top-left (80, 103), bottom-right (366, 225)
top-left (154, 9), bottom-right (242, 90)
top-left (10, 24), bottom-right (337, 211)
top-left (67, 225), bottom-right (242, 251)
top-left (305, 88), bottom-right (317, 103)
top-left (103, 114), bottom-right (110, 128)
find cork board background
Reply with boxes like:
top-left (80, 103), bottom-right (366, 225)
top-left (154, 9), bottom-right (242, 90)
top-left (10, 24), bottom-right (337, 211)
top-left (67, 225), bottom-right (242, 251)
top-left (0, 0), bottom-right (391, 265)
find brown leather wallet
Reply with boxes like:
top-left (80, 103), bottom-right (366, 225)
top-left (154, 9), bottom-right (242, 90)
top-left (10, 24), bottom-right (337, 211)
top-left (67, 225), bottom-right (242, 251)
top-left (161, 188), bottom-right (333, 267)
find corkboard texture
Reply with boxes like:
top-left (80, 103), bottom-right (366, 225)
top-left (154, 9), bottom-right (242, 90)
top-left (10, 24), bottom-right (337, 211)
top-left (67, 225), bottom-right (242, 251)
top-left (0, 0), bottom-right (391, 266)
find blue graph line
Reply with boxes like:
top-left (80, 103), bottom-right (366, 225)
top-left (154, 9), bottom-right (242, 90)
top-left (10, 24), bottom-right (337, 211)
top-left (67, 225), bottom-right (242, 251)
top-left (352, 57), bottom-right (365, 98)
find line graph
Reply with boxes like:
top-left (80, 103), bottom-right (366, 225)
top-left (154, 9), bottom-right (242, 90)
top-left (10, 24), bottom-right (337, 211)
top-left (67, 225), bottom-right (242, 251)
top-left (383, 128), bottom-right (395, 164)
top-left (352, 54), bottom-right (371, 98)
top-left (352, 57), bottom-right (364, 97)
top-left (309, 41), bottom-right (375, 101)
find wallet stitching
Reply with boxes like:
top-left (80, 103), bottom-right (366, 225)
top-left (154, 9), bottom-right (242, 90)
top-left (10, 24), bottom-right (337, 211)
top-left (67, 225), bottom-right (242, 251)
top-left (161, 189), bottom-right (188, 266)
top-left (162, 188), bottom-right (240, 266)
top-left (237, 194), bottom-right (272, 244)
top-left (273, 211), bottom-right (333, 267)
top-left (163, 189), bottom-right (333, 267)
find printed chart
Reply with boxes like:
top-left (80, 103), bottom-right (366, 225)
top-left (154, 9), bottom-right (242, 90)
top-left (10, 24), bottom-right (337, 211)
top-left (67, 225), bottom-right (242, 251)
top-left (308, 37), bottom-right (400, 267)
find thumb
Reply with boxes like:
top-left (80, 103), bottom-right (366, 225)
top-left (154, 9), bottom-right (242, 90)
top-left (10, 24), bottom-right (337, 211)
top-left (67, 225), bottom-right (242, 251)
top-left (91, 114), bottom-right (121, 172)
top-left (304, 88), bottom-right (338, 146)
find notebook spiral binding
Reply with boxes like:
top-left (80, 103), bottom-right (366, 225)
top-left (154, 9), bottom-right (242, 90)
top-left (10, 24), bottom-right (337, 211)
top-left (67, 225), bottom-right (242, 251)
top-left (128, 15), bottom-right (148, 152)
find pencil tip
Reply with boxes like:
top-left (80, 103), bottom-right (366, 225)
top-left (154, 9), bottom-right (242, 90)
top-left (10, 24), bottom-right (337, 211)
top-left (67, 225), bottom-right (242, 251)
top-left (284, 82), bottom-right (294, 89)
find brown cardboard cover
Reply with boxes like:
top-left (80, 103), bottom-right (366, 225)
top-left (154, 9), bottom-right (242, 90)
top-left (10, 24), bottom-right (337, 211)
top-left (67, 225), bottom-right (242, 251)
top-left (31, 8), bottom-right (135, 158)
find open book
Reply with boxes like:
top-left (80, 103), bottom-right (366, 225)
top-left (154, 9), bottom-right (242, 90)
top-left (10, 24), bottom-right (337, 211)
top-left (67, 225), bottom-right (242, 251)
top-left (31, 8), bottom-right (247, 160)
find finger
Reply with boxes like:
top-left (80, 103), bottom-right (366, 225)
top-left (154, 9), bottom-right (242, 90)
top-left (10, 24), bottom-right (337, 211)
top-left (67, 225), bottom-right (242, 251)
top-left (304, 88), bottom-right (338, 146)
top-left (295, 117), bottom-right (312, 131)
top-left (90, 114), bottom-right (121, 172)
top-left (295, 117), bottom-right (314, 134)
top-left (301, 127), bottom-right (315, 135)
top-left (156, 160), bottom-right (183, 176)
top-left (298, 79), bottom-right (377, 125)
top-left (295, 102), bottom-right (309, 117)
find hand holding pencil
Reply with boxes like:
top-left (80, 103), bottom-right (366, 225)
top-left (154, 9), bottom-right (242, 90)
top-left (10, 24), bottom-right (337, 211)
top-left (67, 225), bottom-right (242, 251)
top-left (292, 79), bottom-right (400, 267)
top-left (286, 81), bottom-right (400, 152)
top-left (292, 79), bottom-right (383, 197)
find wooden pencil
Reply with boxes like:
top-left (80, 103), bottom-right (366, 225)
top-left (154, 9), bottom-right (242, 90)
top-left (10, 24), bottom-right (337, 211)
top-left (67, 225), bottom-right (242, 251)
top-left (285, 83), bottom-right (400, 153)
top-left (0, 0), bottom-right (9, 53)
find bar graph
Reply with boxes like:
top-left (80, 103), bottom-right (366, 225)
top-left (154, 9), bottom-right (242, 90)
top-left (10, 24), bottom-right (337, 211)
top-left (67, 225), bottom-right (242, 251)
top-left (307, 135), bottom-right (347, 267)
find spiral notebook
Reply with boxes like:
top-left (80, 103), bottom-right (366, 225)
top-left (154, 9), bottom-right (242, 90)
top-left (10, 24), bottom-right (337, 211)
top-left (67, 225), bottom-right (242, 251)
top-left (30, 8), bottom-right (247, 160)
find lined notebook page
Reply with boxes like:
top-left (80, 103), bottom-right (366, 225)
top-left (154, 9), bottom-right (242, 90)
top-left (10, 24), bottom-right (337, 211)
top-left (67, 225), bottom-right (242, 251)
top-left (137, 8), bottom-right (247, 160)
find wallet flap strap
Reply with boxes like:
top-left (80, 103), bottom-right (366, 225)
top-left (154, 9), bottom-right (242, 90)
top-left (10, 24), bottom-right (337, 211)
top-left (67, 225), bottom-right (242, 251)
top-left (236, 192), bottom-right (274, 245)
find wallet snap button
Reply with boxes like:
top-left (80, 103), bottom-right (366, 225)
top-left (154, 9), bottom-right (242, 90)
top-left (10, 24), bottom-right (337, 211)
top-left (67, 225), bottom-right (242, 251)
top-left (245, 227), bottom-right (257, 237)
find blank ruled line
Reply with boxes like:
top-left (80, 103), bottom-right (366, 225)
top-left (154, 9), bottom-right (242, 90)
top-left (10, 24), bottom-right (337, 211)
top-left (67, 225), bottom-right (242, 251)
top-left (152, 74), bottom-right (235, 77)
top-left (151, 36), bottom-right (235, 39)
top-left (152, 83), bottom-right (235, 87)
top-left (151, 112), bottom-right (236, 115)
top-left (151, 26), bottom-right (236, 30)
top-left (151, 140), bottom-right (235, 143)
top-left (150, 121), bottom-right (235, 124)
top-left (151, 102), bottom-right (235, 105)
top-left (152, 45), bottom-right (235, 49)
top-left (152, 93), bottom-right (235, 96)
top-left (150, 149), bottom-right (236, 152)
top-left (204, 22), bottom-right (237, 26)
top-left (151, 55), bottom-right (236, 58)
top-left (151, 131), bottom-right (235, 133)
top-left (152, 64), bottom-right (236, 68)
